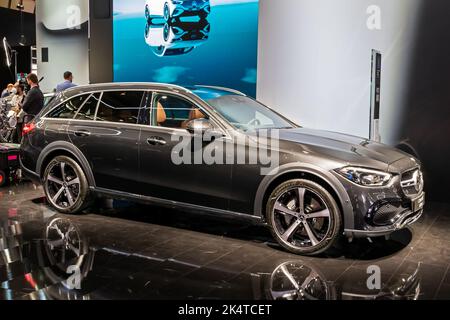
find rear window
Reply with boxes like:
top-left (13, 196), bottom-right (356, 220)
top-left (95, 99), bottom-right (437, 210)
top-left (46, 94), bottom-right (90, 119)
top-left (75, 93), bottom-right (101, 121)
top-left (96, 91), bottom-right (144, 124)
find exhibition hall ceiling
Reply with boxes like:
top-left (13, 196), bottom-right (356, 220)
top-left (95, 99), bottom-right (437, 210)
top-left (0, 0), bottom-right (35, 13)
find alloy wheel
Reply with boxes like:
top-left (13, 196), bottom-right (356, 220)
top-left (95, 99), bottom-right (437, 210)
top-left (45, 217), bottom-right (82, 268)
top-left (45, 160), bottom-right (81, 211)
top-left (272, 186), bottom-right (332, 250)
top-left (270, 261), bottom-right (330, 300)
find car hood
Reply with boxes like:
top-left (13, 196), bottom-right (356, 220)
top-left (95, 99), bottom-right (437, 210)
top-left (277, 128), bottom-right (411, 171)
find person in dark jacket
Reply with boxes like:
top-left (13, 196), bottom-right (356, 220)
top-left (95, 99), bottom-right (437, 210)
top-left (21, 73), bottom-right (44, 117)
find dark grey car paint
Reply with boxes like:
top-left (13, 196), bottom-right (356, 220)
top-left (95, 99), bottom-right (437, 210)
top-left (20, 83), bottom-right (424, 238)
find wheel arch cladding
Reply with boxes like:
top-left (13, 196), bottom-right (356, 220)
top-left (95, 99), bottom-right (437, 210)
top-left (254, 163), bottom-right (354, 230)
top-left (36, 141), bottom-right (96, 187)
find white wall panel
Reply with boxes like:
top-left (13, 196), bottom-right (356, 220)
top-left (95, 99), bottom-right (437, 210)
top-left (257, 0), bottom-right (422, 144)
top-left (36, 0), bottom-right (89, 93)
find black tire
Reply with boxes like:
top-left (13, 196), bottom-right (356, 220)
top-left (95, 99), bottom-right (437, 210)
top-left (145, 4), bottom-right (152, 23)
top-left (43, 156), bottom-right (90, 214)
top-left (266, 179), bottom-right (342, 256)
top-left (262, 259), bottom-right (338, 300)
top-left (36, 217), bottom-right (95, 297)
top-left (163, 2), bottom-right (170, 22)
top-left (0, 169), bottom-right (8, 187)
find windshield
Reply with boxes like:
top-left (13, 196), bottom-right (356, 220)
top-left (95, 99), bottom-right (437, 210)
top-left (206, 95), bottom-right (296, 131)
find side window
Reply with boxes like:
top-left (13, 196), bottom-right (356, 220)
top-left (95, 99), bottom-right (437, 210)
top-left (96, 91), bottom-right (144, 124)
top-left (153, 94), bottom-right (207, 129)
top-left (46, 94), bottom-right (89, 119)
top-left (75, 93), bottom-right (101, 121)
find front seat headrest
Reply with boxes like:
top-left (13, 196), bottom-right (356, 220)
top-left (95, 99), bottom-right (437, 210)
top-left (157, 101), bottom-right (167, 124)
top-left (189, 108), bottom-right (205, 121)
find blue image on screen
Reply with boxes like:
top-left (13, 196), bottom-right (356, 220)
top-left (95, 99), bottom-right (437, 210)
top-left (113, 0), bottom-right (259, 97)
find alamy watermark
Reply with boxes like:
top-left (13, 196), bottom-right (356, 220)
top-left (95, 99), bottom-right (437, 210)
top-left (367, 265), bottom-right (382, 290)
top-left (64, 265), bottom-right (82, 290)
top-left (367, 5), bottom-right (382, 30)
top-left (171, 128), bottom-right (280, 176)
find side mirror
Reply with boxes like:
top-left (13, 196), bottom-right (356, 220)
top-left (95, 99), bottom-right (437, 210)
top-left (186, 118), bottom-right (213, 134)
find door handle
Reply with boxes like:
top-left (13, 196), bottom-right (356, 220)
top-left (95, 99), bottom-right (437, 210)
top-left (147, 137), bottom-right (167, 146)
top-left (74, 130), bottom-right (91, 137)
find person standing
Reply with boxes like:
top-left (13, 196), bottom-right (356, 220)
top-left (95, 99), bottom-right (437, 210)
top-left (10, 84), bottom-right (26, 142)
top-left (11, 83), bottom-right (25, 109)
top-left (1, 84), bottom-right (14, 98)
top-left (21, 73), bottom-right (44, 117)
top-left (56, 71), bottom-right (77, 93)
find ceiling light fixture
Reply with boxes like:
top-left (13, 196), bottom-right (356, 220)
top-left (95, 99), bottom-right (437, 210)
top-left (3, 37), bottom-right (11, 67)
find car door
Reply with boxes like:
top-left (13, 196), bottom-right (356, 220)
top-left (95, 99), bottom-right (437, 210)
top-left (68, 90), bottom-right (146, 194)
top-left (138, 91), bottom-right (232, 210)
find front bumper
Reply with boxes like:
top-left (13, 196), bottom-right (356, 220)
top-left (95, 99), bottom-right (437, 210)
top-left (344, 208), bottom-right (423, 238)
top-left (333, 169), bottom-right (425, 238)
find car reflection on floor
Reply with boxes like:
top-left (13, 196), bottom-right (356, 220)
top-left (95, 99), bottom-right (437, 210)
top-left (144, 20), bottom-right (211, 57)
top-left (0, 183), bottom-right (427, 300)
top-left (0, 215), bottom-right (421, 300)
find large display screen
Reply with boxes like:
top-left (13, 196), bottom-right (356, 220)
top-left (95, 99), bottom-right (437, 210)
top-left (113, 0), bottom-right (259, 97)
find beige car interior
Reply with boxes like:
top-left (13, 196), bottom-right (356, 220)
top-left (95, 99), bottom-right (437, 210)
top-left (155, 98), bottom-right (206, 129)
top-left (156, 101), bottom-right (167, 125)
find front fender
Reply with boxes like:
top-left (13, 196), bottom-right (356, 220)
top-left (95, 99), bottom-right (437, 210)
top-left (253, 163), bottom-right (355, 230)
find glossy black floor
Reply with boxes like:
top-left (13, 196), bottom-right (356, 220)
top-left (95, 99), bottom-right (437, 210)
top-left (1, 182), bottom-right (450, 300)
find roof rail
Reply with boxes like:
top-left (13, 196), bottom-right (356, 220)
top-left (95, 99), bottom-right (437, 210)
top-left (195, 85), bottom-right (246, 96)
top-left (73, 82), bottom-right (193, 94)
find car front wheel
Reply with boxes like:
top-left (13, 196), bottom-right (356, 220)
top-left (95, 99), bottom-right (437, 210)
top-left (266, 179), bottom-right (342, 256)
top-left (43, 156), bottom-right (90, 214)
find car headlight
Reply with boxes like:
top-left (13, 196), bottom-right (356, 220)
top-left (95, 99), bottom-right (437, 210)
top-left (336, 167), bottom-right (392, 187)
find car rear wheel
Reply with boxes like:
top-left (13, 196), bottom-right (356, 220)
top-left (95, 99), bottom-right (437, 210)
top-left (266, 179), bottom-right (342, 256)
top-left (43, 156), bottom-right (90, 214)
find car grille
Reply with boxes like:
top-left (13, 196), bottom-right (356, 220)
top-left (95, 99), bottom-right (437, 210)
top-left (401, 168), bottom-right (424, 198)
top-left (366, 199), bottom-right (423, 227)
top-left (372, 202), bottom-right (407, 226)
